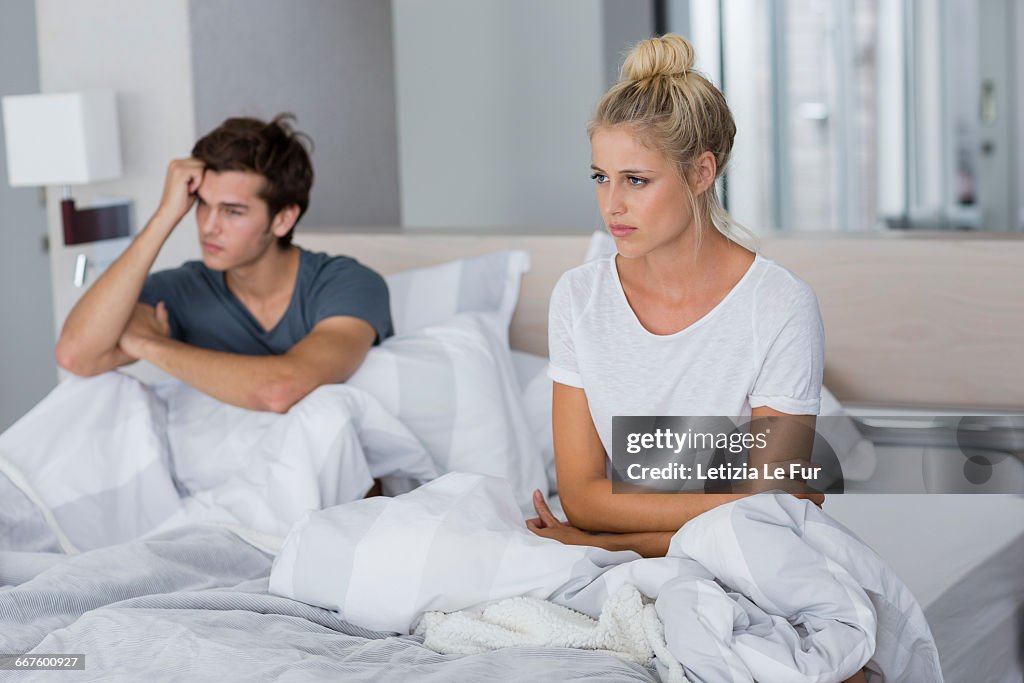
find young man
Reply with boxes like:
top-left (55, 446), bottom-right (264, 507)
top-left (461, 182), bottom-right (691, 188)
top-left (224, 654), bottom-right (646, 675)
top-left (55, 115), bottom-right (392, 413)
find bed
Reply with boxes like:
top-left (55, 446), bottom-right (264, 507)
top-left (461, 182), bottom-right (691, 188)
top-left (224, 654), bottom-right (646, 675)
top-left (2, 230), bottom-right (1022, 682)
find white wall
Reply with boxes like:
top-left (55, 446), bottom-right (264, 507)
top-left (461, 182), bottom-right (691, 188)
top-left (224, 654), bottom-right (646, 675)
top-left (0, 0), bottom-right (57, 430)
top-left (35, 0), bottom-right (197, 342)
top-left (391, 0), bottom-right (608, 231)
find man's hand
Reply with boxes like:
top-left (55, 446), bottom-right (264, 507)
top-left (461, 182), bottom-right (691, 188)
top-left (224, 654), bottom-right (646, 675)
top-left (157, 158), bottom-right (205, 224)
top-left (119, 302), bottom-right (171, 359)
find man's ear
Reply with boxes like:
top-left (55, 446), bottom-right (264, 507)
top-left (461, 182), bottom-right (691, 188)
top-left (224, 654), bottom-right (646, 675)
top-left (690, 151), bottom-right (718, 196)
top-left (271, 204), bottom-right (301, 237)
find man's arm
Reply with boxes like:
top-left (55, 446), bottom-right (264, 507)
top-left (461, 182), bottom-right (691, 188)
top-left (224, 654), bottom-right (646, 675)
top-left (120, 310), bottom-right (376, 413)
top-left (55, 159), bottom-right (204, 376)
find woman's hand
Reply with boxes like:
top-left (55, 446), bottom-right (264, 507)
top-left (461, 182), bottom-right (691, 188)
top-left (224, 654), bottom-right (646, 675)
top-left (526, 489), bottom-right (596, 547)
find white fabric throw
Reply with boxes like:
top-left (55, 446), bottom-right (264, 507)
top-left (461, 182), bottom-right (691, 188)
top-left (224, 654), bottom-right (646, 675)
top-left (416, 584), bottom-right (688, 682)
top-left (271, 472), bottom-right (944, 683)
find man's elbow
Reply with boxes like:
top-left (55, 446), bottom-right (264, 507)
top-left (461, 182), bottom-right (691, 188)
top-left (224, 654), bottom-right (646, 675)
top-left (54, 341), bottom-right (99, 377)
top-left (257, 378), bottom-right (312, 414)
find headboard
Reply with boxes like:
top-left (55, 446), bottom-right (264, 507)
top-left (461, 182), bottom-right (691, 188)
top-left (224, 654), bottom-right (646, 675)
top-left (297, 230), bottom-right (1024, 411)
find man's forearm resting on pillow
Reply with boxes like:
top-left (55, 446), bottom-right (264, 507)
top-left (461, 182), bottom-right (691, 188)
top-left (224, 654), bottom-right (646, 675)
top-left (121, 315), bottom-right (376, 413)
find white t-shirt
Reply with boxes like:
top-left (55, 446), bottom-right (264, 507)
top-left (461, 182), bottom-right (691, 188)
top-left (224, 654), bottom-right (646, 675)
top-left (547, 253), bottom-right (824, 458)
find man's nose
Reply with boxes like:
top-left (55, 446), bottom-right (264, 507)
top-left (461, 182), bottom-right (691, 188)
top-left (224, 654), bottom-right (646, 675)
top-left (198, 209), bottom-right (219, 235)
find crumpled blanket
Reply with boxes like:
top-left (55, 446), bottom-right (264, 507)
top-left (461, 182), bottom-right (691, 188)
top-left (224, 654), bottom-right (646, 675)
top-left (0, 372), bottom-right (438, 553)
top-left (269, 472), bottom-right (943, 683)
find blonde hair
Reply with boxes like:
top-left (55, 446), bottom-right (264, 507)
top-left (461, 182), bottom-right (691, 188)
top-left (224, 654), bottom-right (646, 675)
top-left (589, 34), bottom-right (757, 252)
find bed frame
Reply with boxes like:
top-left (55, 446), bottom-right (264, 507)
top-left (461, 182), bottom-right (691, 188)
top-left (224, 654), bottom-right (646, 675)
top-left (296, 229), bottom-right (1024, 411)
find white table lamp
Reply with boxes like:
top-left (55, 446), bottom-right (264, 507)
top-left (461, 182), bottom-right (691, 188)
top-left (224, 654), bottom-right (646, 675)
top-left (2, 91), bottom-right (130, 244)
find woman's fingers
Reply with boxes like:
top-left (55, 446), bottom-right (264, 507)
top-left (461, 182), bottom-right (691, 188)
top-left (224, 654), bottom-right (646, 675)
top-left (532, 489), bottom-right (562, 526)
top-left (526, 518), bottom-right (551, 535)
top-left (793, 492), bottom-right (826, 508)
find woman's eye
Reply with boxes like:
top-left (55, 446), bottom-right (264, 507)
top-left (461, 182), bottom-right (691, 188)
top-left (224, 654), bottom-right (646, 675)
top-left (590, 173), bottom-right (608, 184)
top-left (628, 176), bottom-right (648, 187)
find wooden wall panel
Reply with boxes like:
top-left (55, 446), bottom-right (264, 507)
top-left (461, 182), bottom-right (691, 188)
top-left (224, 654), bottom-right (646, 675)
top-left (297, 231), bottom-right (1024, 410)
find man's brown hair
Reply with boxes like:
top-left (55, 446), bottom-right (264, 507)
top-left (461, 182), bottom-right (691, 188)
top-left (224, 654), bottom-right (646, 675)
top-left (191, 113), bottom-right (314, 247)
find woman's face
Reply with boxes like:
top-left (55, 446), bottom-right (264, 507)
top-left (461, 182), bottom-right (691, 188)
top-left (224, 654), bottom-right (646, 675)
top-left (590, 125), bottom-right (695, 260)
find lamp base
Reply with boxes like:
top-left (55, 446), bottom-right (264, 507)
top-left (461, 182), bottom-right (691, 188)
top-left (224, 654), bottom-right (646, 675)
top-left (61, 198), bottom-right (132, 245)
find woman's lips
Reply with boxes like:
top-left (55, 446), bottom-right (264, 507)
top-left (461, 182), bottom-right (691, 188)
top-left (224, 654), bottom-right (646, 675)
top-left (609, 224), bottom-right (637, 238)
top-left (202, 242), bottom-right (223, 254)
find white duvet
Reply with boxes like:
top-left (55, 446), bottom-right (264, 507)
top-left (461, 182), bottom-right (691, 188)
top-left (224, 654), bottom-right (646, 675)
top-left (0, 372), bottom-right (438, 552)
top-left (269, 472), bottom-right (944, 683)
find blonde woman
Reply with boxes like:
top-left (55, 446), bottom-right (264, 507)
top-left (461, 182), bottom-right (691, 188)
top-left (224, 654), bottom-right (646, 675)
top-left (526, 38), bottom-right (823, 563)
top-left (526, 33), bottom-right (868, 681)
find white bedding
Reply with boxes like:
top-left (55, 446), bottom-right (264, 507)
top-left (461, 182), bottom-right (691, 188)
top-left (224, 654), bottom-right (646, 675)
top-left (0, 372), bottom-right (438, 552)
top-left (511, 349), bottom-right (1024, 681)
top-left (269, 472), bottom-right (942, 682)
top-left (826, 491), bottom-right (1024, 683)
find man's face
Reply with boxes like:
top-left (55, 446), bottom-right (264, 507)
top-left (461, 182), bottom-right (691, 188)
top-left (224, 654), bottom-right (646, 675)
top-left (194, 170), bottom-right (278, 271)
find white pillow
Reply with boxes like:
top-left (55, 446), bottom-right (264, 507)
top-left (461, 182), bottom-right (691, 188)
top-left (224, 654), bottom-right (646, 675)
top-left (158, 381), bottom-right (439, 501)
top-left (347, 313), bottom-right (548, 512)
top-left (511, 350), bottom-right (557, 495)
top-left (385, 250), bottom-right (530, 336)
top-left (819, 388), bottom-right (877, 481)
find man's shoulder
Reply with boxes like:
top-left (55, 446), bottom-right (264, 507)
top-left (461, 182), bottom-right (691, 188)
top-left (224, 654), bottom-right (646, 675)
top-left (149, 259), bottom-right (212, 281)
top-left (300, 249), bottom-right (386, 288)
top-left (142, 260), bottom-right (218, 300)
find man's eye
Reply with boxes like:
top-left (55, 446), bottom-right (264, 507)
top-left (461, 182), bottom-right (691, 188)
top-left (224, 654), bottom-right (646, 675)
top-left (590, 173), bottom-right (608, 184)
top-left (628, 176), bottom-right (648, 187)
top-left (226, 209), bottom-right (242, 216)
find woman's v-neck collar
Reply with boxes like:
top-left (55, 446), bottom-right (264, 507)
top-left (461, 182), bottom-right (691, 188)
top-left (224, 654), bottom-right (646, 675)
top-left (609, 251), bottom-right (762, 340)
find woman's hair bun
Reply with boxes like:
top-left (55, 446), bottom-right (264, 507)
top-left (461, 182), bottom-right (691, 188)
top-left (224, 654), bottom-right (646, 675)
top-left (620, 34), bottom-right (696, 82)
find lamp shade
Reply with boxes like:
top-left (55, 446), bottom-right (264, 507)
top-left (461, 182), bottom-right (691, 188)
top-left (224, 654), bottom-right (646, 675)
top-left (2, 91), bottom-right (122, 187)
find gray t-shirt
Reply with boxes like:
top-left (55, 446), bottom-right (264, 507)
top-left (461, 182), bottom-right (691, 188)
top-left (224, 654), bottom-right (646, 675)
top-left (139, 248), bottom-right (393, 355)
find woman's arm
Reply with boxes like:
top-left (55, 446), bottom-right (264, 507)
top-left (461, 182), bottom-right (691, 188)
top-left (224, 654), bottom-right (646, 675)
top-left (527, 490), bottom-right (674, 557)
top-left (552, 383), bottom-right (821, 534)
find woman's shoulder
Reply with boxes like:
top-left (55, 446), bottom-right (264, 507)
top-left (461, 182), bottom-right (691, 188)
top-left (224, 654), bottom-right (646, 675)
top-left (552, 256), bottom-right (612, 300)
top-left (748, 255), bottom-right (822, 335)
top-left (751, 255), bottom-right (819, 307)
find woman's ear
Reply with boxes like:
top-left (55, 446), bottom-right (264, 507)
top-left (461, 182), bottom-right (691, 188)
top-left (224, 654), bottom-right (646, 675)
top-left (271, 204), bottom-right (301, 237)
top-left (690, 151), bottom-right (718, 195)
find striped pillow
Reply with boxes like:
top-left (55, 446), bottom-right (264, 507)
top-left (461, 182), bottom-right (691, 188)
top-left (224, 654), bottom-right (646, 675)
top-left (385, 250), bottom-right (530, 337)
top-left (347, 312), bottom-right (547, 512)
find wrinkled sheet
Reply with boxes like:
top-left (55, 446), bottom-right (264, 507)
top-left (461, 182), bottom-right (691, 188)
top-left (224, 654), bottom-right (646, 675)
top-left (270, 473), bottom-right (944, 683)
top-left (0, 373), bottom-right (438, 553)
top-left (0, 526), bottom-right (659, 683)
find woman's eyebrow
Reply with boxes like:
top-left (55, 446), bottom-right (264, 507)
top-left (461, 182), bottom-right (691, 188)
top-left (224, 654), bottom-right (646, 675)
top-left (589, 164), bottom-right (656, 174)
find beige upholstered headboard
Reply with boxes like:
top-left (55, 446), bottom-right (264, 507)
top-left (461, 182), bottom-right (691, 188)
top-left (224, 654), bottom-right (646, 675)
top-left (296, 230), bottom-right (1024, 411)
